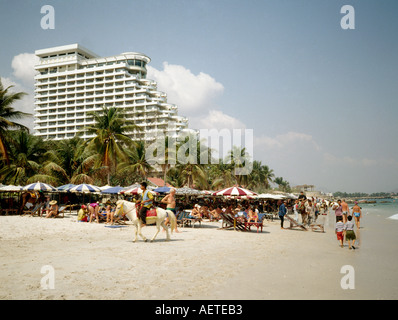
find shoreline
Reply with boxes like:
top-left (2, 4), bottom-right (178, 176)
top-left (0, 211), bottom-right (396, 300)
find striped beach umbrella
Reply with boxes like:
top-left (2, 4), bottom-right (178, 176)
top-left (68, 183), bottom-right (101, 193)
top-left (213, 186), bottom-right (257, 197)
top-left (121, 186), bottom-right (158, 195)
top-left (23, 181), bottom-right (57, 192)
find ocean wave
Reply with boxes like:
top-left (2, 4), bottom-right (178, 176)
top-left (387, 214), bottom-right (398, 220)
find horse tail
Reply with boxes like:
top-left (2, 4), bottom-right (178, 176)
top-left (168, 210), bottom-right (177, 235)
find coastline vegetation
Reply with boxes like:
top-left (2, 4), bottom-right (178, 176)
top-left (0, 80), bottom-right (283, 192)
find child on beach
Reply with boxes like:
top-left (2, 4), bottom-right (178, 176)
top-left (335, 216), bottom-right (345, 248)
top-left (344, 215), bottom-right (357, 250)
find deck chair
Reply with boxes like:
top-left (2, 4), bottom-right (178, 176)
top-left (285, 214), bottom-right (308, 231)
top-left (310, 215), bottom-right (325, 232)
top-left (23, 203), bottom-right (44, 216)
top-left (57, 206), bottom-right (67, 218)
top-left (219, 212), bottom-right (248, 231)
top-left (245, 213), bottom-right (265, 233)
top-left (182, 211), bottom-right (202, 228)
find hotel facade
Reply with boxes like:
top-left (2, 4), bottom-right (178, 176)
top-left (33, 44), bottom-right (189, 141)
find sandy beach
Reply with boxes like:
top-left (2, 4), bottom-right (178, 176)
top-left (0, 211), bottom-right (397, 300)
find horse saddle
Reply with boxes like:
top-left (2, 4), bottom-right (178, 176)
top-left (135, 204), bottom-right (157, 218)
top-left (146, 208), bottom-right (157, 217)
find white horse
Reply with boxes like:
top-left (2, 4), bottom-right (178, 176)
top-left (115, 200), bottom-right (177, 242)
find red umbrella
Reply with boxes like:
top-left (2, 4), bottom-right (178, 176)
top-left (213, 186), bottom-right (257, 197)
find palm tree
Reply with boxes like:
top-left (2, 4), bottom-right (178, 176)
top-left (0, 80), bottom-right (30, 164)
top-left (0, 130), bottom-right (46, 185)
top-left (274, 176), bottom-right (291, 192)
top-left (118, 140), bottom-right (153, 181)
top-left (84, 106), bottom-right (139, 185)
top-left (226, 146), bottom-right (253, 186)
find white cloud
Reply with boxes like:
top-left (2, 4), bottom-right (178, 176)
top-left (254, 131), bottom-right (320, 151)
top-left (11, 53), bottom-right (39, 87)
top-left (193, 110), bottom-right (246, 130)
top-left (147, 62), bottom-right (224, 115)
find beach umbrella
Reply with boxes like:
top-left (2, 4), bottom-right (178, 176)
top-left (0, 185), bottom-right (23, 192)
top-left (175, 187), bottom-right (204, 195)
top-left (68, 183), bottom-right (101, 193)
top-left (22, 181), bottom-right (57, 192)
top-left (121, 186), bottom-right (158, 195)
top-left (153, 186), bottom-right (171, 194)
top-left (56, 184), bottom-right (76, 192)
top-left (213, 186), bottom-right (257, 197)
top-left (99, 185), bottom-right (113, 191)
top-left (101, 186), bottom-right (125, 194)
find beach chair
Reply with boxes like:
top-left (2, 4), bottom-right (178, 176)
top-left (23, 203), bottom-right (44, 216)
top-left (219, 212), bottom-right (248, 231)
top-left (182, 211), bottom-right (202, 228)
top-left (176, 210), bottom-right (185, 227)
top-left (310, 215), bottom-right (325, 232)
top-left (245, 213), bottom-right (265, 233)
top-left (285, 214), bottom-right (308, 231)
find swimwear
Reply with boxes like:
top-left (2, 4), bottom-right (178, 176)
top-left (354, 212), bottom-right (361, 217)
top-left (167, 208), bottom-right (176, 214)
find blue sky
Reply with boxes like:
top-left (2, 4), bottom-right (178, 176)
top-left (1, 0), bottom-right (397, 193)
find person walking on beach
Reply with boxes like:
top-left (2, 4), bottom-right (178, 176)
top-left (279, 200), bottom-right (287, 229)
top-left (333, 199), bottom-right (343, 223)
top-left (138, 181), bottom-right (153, 227)
top-left (352, 201), bottom-right (362, 229)
top-left (344, 215), bottom-right (357, 250)
top-left (335, 216), bottom-right (345, 248)
top-left (161, 188), bottom-right (180, 233)
top-left (341, 199), bottom-right (349, 223)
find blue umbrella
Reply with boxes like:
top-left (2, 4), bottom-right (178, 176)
top-left (69, 183), bottom-right (101, 193)
top-left (23, 181), bottom-right (57, 192)
top-left (56, 184), bottom-right (76, 192)
top-left (153, 186), bottom-right (171, 194)
top-left (101, 186), bottom-right (125, 194)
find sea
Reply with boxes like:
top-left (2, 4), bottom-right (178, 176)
top-left (324, 199), bottom-right (398, 298)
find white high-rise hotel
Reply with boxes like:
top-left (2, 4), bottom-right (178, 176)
top-left (33, 44), bottom-right (189, 141)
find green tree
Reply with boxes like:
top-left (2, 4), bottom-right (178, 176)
top-left (84, 106), bottom-right (139, 185)
top-left (0, 80), bottom-right (30, 164)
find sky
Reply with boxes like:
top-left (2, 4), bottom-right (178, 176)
top-left (0, 0), bottom-right (397, 193)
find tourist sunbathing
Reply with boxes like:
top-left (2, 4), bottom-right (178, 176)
top-left (247, 206), bottom-right (258, 223)
top-left (190, 204), bottom-right (202, 219)
top-left (210, 206), bottom-right (222, 220)
top-left (45, 200), bottom-right (59, 218)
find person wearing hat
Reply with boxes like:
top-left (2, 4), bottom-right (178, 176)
top-left (45, 200), bottom-right (59, 218)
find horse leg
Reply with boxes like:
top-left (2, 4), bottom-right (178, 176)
top-left (137, 222), bottom-right (147, 242)
top-left (133, 223), bottom-right (138, 243)
top-left (150, 221), bottom-right (161, 242)
top-left (161, 220), bottom-right (170, 241)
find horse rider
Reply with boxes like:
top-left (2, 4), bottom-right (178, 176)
top-left (138, 181), bottom-right (154, 227)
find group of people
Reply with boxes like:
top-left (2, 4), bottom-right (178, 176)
top-left (333, 199), bottom-right (362, 250)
